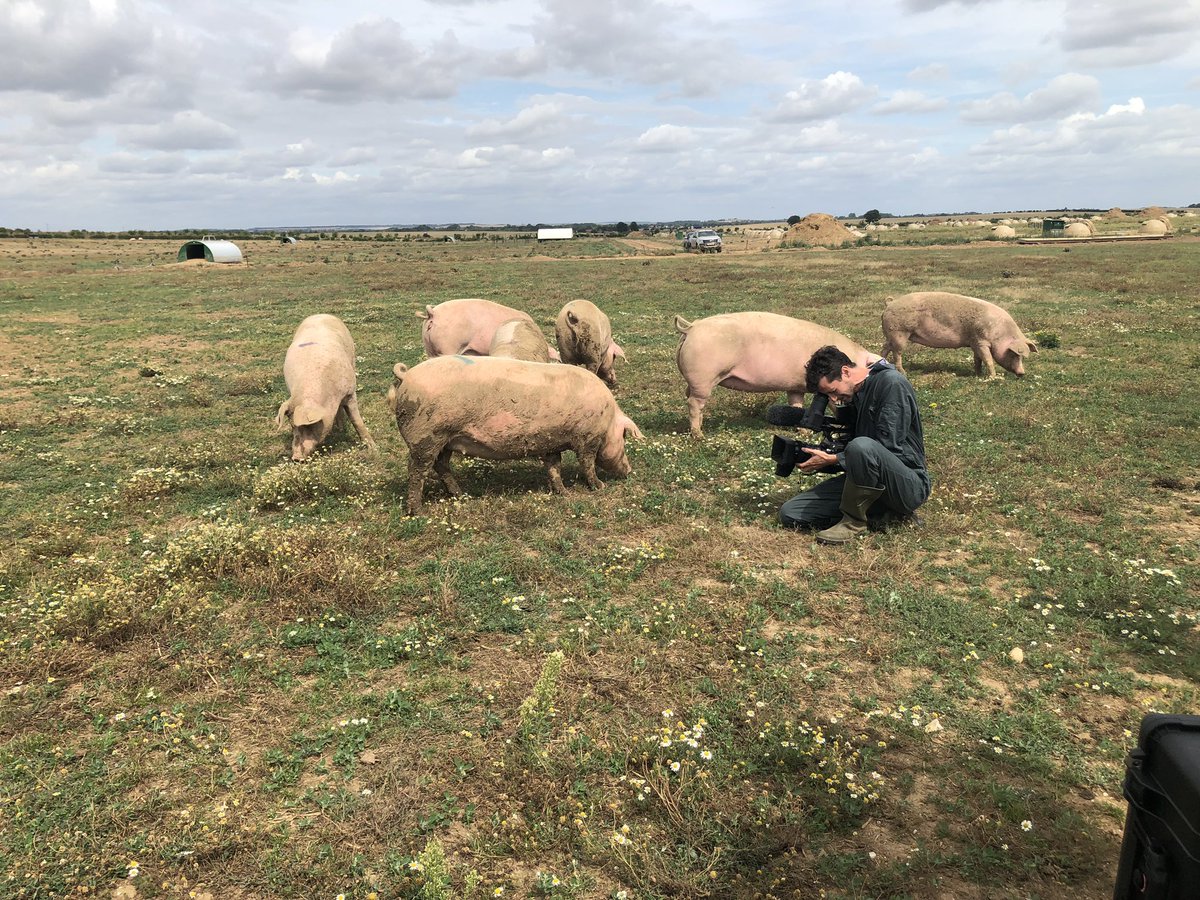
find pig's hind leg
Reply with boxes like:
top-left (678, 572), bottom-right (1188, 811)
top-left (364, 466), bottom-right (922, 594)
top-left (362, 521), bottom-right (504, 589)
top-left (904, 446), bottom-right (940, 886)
top-left (434, 447), bottom-right (463, 496)
top-left (406, 454), bottom-right (433, 516)
top-left (882, 334), bottom-right (907, 372)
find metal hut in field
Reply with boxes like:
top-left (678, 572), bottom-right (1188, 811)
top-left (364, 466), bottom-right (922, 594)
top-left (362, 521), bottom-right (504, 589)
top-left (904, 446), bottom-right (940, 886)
top-left (176, 239), bottom-right (243, 263)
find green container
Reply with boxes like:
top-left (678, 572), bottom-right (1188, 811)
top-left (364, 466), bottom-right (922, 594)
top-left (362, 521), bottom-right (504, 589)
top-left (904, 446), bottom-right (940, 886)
top-left (1042, 218), bottom-right (1066, 237)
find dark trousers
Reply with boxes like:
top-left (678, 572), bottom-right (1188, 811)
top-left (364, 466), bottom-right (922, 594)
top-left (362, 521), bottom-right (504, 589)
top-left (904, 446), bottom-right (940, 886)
top-left (778, 436), bottom-right (929, 530)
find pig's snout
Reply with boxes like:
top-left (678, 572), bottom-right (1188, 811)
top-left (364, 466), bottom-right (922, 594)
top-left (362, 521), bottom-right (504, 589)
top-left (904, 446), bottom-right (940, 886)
top-left (291, 429), bottom-right (319, 461)
top-left (599, 449), bottom-right (632, 477)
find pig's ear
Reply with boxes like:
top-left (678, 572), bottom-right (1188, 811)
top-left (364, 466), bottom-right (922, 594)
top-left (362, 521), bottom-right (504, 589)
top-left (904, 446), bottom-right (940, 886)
top-left (293, 404), bottom-right (323, 427)
top-left (619, 414), bottom-right (643, 441)
top-left (612, 341), bottom-right (627, 360)
top-left (1027, 340), bottom-right (1040, 354)
top-left (275, 400), bottom-right (292, 431)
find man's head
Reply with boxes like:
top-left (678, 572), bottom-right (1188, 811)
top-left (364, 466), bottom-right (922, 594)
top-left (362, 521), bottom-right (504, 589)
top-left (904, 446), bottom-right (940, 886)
top-left (805, 345), bottom-right (871, 405)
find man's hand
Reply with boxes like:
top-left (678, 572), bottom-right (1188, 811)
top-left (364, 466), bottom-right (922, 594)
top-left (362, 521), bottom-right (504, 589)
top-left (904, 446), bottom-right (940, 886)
top-left (797, 447), bottom-right (838, 473)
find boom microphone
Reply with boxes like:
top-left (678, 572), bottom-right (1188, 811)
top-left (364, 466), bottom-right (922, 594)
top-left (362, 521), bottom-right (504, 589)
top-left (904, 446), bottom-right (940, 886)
top-left (765, 403), bottom-right (809, 427)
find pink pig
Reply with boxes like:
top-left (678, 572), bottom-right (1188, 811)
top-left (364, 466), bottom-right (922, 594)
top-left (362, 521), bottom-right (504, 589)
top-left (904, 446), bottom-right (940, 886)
top-left (881, 291), bottom-right (1039, 378)
top-left (674, 312), bottom-right (875, 438)
top-left (418, 298), bottom-right (560, 360)
top-left (555, 299), bottom-right (626, 386)
top-left (386, 355), bottom-right (642, 514)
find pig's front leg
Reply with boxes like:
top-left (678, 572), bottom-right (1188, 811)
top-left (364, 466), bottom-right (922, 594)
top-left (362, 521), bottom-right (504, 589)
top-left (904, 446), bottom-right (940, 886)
top-left (344, 396), bottom-right (377, 453)
top-left (542, 452), bottom-right (568, 494)
top-left (577, 450), bottom-right (603, 491)
top-left (973, 340), bottom-right (998, 378)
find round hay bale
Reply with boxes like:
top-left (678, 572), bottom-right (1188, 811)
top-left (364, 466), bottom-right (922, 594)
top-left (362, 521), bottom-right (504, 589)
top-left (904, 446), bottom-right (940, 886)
top-left (782, 213), bottom-right (856, 247)
top-left (1104, 207), bottom-right (1129, 220)
top-left (992, 225), bottom-right (1017, 239)
top-left (1064, 221), bottom-right (1095, 238)
top-left (1139, 219), bottom-right (1169, 235)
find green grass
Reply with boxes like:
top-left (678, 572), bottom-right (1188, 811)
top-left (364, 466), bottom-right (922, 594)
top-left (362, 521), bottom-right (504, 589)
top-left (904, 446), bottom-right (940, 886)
top-left (1, 231), bottom-right (1197, 898)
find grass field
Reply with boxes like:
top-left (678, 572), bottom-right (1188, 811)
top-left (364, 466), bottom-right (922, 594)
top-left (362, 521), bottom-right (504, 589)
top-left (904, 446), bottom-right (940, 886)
top-left (1, 225), bottom-right (1197, 899)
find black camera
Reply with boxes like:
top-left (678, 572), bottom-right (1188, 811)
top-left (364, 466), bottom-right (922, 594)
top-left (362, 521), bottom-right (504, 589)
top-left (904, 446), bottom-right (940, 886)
top-left (767, 393), bottom-right (850, 477)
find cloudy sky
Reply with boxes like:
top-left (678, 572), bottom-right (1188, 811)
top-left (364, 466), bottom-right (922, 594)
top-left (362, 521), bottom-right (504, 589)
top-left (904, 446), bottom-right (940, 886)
top-left (2, 0), bottom-right (1198, 230)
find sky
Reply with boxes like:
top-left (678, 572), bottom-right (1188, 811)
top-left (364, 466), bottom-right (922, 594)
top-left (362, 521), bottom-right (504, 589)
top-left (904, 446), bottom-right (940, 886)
top-left (2, 0), bottom-right (1198, 231)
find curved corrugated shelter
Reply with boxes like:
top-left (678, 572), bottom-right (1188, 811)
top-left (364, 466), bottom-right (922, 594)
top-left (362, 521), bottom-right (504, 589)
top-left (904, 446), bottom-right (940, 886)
top-left (177, 239), bottom-right (243, 263)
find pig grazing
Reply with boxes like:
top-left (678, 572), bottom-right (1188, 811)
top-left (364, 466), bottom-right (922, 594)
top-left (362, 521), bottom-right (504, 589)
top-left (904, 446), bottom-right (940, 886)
top-left (555, 299), bottom-right (626, 386)
top-left (488, 318), bottom-right (557, 362)
top-left (419, 298), bottom-right (542, 358)
top-left (675, 312), bottom-right (875, 438)
top-left (276, 314), bottom-right (377, 461)
top-left (386, 355), bottom-right (643, 514)
top-left (881, 291), bottom-right (1039, 378)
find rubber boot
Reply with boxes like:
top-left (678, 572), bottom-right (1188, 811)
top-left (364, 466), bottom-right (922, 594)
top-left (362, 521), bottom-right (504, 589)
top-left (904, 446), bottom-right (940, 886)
top-left (816, 482), bottom-right (886, 545)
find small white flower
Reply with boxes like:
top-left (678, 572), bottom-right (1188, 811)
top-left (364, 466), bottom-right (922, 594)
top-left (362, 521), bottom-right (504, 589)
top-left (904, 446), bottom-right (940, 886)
top-left (1021, 820), bottom-right (1033, 832)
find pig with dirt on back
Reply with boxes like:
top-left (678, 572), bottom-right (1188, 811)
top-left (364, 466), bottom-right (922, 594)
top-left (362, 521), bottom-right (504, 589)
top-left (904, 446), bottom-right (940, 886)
top-left (488, 318), bottom-right (557, 362)
top-left (674, 312), bottom-right (876, 438)
top-left (275, 314), bottom-right (377, 461)
top-left (555, 299), bottom-right (626, 386)
top-left (881, 291), bottom-right (1038, 378)
top-left (386, 355), bottom-right (643, 514)
top-left (419, 298), bottom-right (559, 360)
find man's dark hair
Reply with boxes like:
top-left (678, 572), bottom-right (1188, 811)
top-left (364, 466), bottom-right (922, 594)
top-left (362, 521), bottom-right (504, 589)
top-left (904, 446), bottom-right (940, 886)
top-left (805, 345), bottom-right (853, 393)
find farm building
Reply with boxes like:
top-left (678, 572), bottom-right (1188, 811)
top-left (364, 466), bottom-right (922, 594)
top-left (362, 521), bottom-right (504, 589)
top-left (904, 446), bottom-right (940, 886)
top-left (176, 239), bottom-right (243, 263)
top-left (537, 227), bottom-right (573, 241)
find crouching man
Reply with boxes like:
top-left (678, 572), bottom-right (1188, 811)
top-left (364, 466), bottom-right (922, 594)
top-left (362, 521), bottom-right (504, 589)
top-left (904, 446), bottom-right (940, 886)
top-left (779, 346), bottom-right (930, 544)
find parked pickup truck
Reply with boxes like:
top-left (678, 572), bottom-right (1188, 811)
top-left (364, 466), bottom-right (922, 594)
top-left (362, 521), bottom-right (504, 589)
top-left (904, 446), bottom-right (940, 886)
top-left (683, 229), bottom-right (723, 252)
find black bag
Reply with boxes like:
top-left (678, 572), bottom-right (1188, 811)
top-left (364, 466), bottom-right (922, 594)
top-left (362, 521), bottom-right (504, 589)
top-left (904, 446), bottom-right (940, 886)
top-left (1113, 714), bottom-right (1200, 899)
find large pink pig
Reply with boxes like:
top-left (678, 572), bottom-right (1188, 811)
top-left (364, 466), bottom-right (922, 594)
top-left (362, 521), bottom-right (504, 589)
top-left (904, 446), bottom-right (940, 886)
top-left (386, 355), bottom-right (643, 514)
top-left (674, 312), bottom-right (875, 438)
top-left (881, 291), bottom-right (1038, 378)
top-left (418, 298), bottom-right (559, 359)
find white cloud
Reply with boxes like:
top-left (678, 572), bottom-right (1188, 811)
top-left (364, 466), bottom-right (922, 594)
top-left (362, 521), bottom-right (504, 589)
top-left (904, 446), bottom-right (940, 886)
top-left (970, 96), bottom-right (1186, 164)
top-left (98, 152), bottom-right (187, 175)
top-left (32, 161), bottom-right (83, 180)
top-left (267, 19), bottom-right (474, 101)
top-left (121, 111), bottom-right (239, 152)
top-left (907, 63), bottom-right (950, 83)
top-left (874, 90), bottom-right (948, 115)
top-left (903, 0), bottom-right (998, 9)
top-left (312, 171), bottom-right (360, 186)
top-left (0, 0), bottom-right (157, 97)
top-left (769, 72), bottom-right (877, 122)
top-left (1058, 0), bottom-right (1200, 67)
top-left (467, 97), bottom-right (589, 141)
top-left (522, 0), bottom-right (745, 95)
top-left (960, 73), bottom-right (1102, 123)
top-left (635, 125), bottom-right (697, 152)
